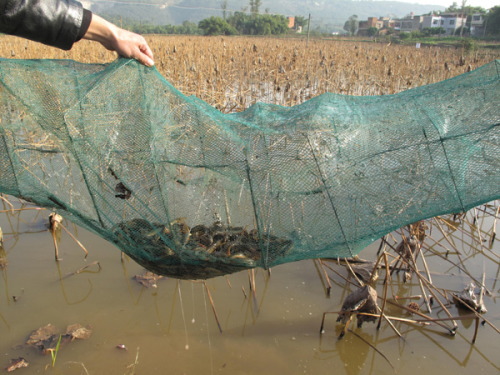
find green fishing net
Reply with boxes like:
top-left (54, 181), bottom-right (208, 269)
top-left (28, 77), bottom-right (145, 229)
top-left (0, 58), bottom-right (498, 279)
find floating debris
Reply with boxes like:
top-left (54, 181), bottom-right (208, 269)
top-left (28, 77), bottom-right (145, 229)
top-left (6, 357), bottom-right (29, 372)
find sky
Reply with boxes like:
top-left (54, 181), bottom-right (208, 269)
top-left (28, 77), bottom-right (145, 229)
top-left (391, 0), bottom-right (499, 9)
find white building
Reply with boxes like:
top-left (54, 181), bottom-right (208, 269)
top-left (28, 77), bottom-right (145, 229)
top-left (422, 13), bottom-right (466, 35)
top-left (470, 13), bottom-right (486, 37)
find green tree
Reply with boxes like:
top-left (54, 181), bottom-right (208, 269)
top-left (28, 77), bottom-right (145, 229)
top-left (411, 30), bottom-right (423, 38)
top-left (446, 2), bottom-right (460, 12)
top-left (446, 0), bottom-right (486, 13)
top-left (294, 15), bottom-right (309, 31)
top-left (485, 6), bottom-right (500, 35)
top-left (461, 5), bottom-right (486, 13)
top-left (399, 31), bottom-right (411, 40)
top-left (179, 21), bottom-right (200, 35)
top-left (228, 11), bottom-right (248, 32)
top-left (343, 15), bottom-right (359, 36)
top-left (225, 12), bottom-right (288, 35)
top-left (460, 38), bottom-right (478, 53)
top-left (367, 27), bottom-right (378, 37)
top-left (249, 0), bottom-right (262, 15)
top-left (198, 17), bottom-right (237, 35)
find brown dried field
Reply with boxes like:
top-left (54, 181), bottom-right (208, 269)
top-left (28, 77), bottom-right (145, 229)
top-left (1, 34), bottom-right (499, 112)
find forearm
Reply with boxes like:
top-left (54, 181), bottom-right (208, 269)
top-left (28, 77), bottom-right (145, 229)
top-left (0, 0), bottom-right (90, 50)
top-left (82, 14), bottom-right (118, 50)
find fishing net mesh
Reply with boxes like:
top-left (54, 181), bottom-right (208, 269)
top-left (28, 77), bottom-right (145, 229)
top-left (0, 58), bottom-right (498, 279)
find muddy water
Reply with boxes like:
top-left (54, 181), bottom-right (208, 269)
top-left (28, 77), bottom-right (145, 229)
top-left (0, 204), bottom-right (498, 375)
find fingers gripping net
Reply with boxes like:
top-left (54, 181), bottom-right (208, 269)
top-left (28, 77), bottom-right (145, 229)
top-left (0, 58), bottom-right (498, 279)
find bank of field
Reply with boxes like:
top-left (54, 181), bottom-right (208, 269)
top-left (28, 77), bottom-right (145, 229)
top-left (1, 35), bottom-right (499, 111)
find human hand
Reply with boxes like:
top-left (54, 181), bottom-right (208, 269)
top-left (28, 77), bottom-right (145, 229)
top-left (83, 14), bottom-right (154, 67)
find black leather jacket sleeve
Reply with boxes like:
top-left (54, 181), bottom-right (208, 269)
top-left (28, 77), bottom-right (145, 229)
top-left (0, 0), bottom-right (92, 50)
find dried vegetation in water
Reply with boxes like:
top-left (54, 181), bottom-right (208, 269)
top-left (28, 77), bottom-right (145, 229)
top-left (317, 201), bottom-right (499, 360)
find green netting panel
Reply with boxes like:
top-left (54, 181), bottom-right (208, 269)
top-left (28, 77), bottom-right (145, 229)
top-left (0, 58), bottom-right (498, 279)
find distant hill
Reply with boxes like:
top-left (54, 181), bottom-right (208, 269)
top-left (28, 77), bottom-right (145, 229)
top-left (86, 0), bottom-right (445, 31)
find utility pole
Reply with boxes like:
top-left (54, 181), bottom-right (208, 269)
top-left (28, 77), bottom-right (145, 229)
top-left (306, 13), bottom-right (311, 47)
top-left (221, 0), bottom-right (228, 20)
top-left (459, 0), bottom-right (467, 37)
